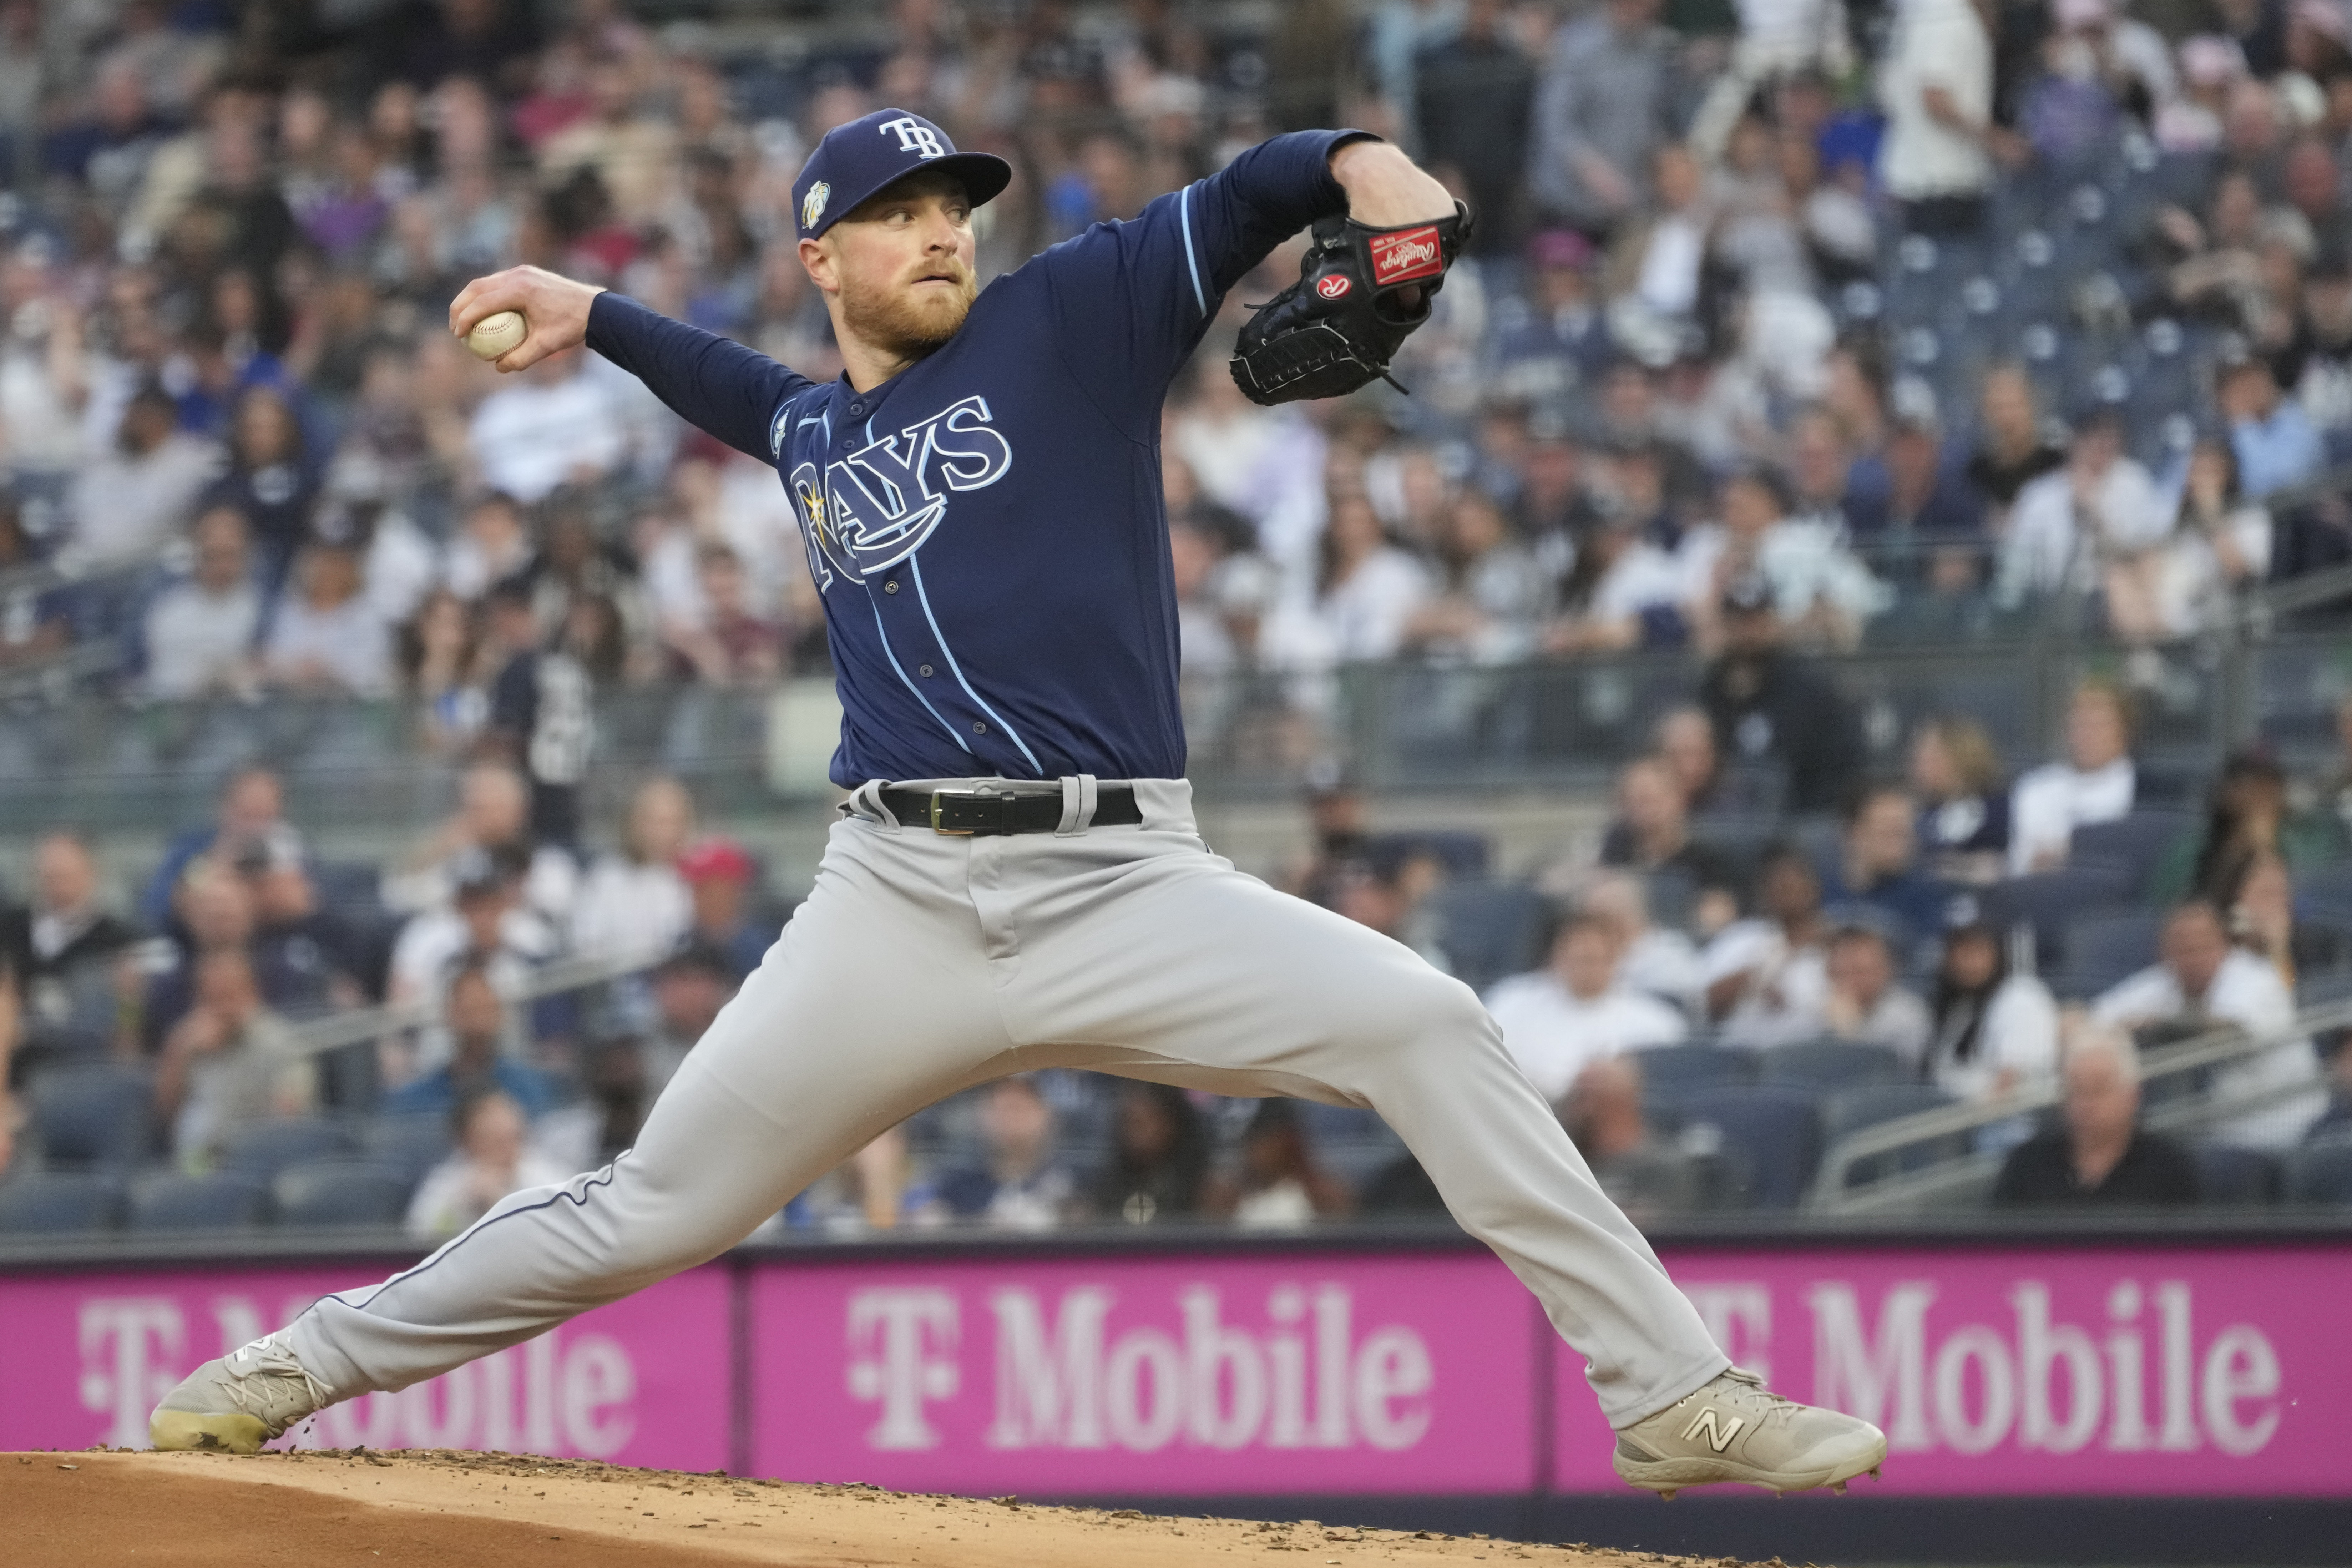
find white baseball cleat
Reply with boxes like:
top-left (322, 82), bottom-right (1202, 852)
top-left (1612, 1368), bottom-right (1887, 1500)
top-left (149, 1331), bottom-right (332, 1454)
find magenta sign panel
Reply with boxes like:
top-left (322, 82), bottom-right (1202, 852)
top-left (1553, 1248), bottom-right (2352, 1497)
top-left (0, 1264), bottom-right (730, 1471)
top-left (750, 1252), bottom-right (1542, 1495)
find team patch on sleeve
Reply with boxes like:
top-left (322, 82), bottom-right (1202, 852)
top-left (1368, 225), bottom-right (1446, 287)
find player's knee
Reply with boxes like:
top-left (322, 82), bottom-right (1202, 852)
top-left (1357, 967), bottom-right (1493, 1058)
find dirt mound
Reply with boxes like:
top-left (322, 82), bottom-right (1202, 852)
top-left (4, 1448), bottom-right (1753, 1568)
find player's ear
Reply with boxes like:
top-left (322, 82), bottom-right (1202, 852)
top-left (798, 236), bottom-right (838, 297)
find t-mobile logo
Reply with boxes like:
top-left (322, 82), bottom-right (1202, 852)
top-left (846, 1288), bottom-right (960, 1450)
top-left (879, 117), bottom-right (945, 158)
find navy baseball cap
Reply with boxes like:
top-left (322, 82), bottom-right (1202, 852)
top-left (792, 108), bottom-right (1012, 242)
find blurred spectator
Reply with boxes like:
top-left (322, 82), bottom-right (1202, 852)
top-left (1528, 0), bottom-right (1683, 235)
top-left (1991, 1026), bottom-right (2199, 1208)
top-left (480, 578), bottom-right (594, 850)
top-left (1559, 1055), bottom-right (1700, 1221)
top-left (142, 505), bottom-right (263, 701)
top-left (1910, 717), bottom-right (2011, 882)
top-left (1877, 0), bottom-right (2005, 234)
top-left (1598, 755), bottom-right (1744, 893)
top-left (2153, 748), bottom-right (2342, 905)
top-left (383, 962), bottom-right (560, 1121)
top-left (1704, 844), bottom-right (1830, 1046)
top-left (571, 777), bottom-right (696, 962)
top-left (1819, 783), bottom-right (1950, 942)
top-left (1, 831), bottom-right (139, 1054)
top-left (1332, 848), bottom-right (1453, 971)
top-left (1266, 492), bottom-right (1431, 667)
top-left (1493, 232), bottom-right (1614, 399)
top-left (1088, 1082), bottom-right (1212, 1225)
top-left (386, 846), bottom-right (559, 1022)
top-left (443, 493), bottom-right (536, 602)
top-left (1290, 767), bottom-right (1374, 910)
top-left (1998, 413), bottom-right (2174, 621)
top-left (2093, 900), bottom-right (2326, 1147)
top-left (136, 854), bottom-right (334, 1054)
top-left (2007, 679), bottom-right (2138, 874)
top-left (2229, 853), bottom-right (2305, 989)
top-left (1697, 576), bottom-right (1867, 813)
top-left (1489, 910), bottom-right (1691, 1101)
top-left (1654, 704), bottom-right (1730, 811)
top-left (155, 948), bottom-right (314, 1168)
top-left (1820, 920), bottom-right (1934, 1065)
top-left (677, 837), bottom-right (772, 983)
top-left (937, 1076), bottom-right (1076, 1231)
top-left (141, 766), bottom-right (294, 929)
top-left (384, 762), bottom-right (575, 922)
top-left (1964, 366), bottom-right (2066, 527)
top-left (2220, 356), bottom-right (2323, 500)
top-left (1581, 870), bottom-right (1706, 1012)
top-left (1212, 1098), bottom-right (1354, 1228)
top-left (641, 941), bottom-right (733, 1101)
top-left (663, 543), bottom-right (784, 685)
top-left (261, 541), bottom-right (394, 697)
top-left (204, 384), bottom-right (318, 590)
top-left (405, 1087), bottom-right (572, 1240)
top-left (1414, 0), bottom-right (1538, 249)
top-left (1926, 915), bottom-right (2062, 1101)
top-left (1544, 507), bottom-right (1687, 652)
top-left (1845, 404), bottom-right (1988, 546)
top-left (467, 349), bottom-right (624, 504)
top-left (2152, 439), bottom-right (2272, 639)
top-left (64, 383), bottom-right (219, 571)
top-left (791, 1127), bottom-right (932, 1236)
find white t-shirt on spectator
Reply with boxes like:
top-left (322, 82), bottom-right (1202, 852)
top-left (1928, 972), bottom-right (2061, 1102)
top-left (363, 511), bottom-right (442, 628)
top-left (144, 580), bottom-right (260, 698)
top-left (263, 594), bottom-right (394, 697)
top-left (1485, 971), bottom-right (1691, 1102)
top-left (2000, 460), bottom-right (2171, 601)
top-left (2093, 949), bottom-right (2324, 1148)
top-left (1703, 918), bottom-right (1830, 1049)
top-left (570, 855), bottom-right (692, 963)
top-left (1678, 518), bottom-right (1890, 628)
top-left (388, 905), bottom-right (561, 1008)
top-left (1590, 541), bottom-right (1688, 626)
top-left (1829, 986), bottom-right (1934, 1069)
top-left (1877, 0), bottom-right (1995, 199)
top-left (469, 372), bottom-right (624, 503)
top-left (64, 433), bottom-right (218, 567)
top-left (405, 1147), bottom-right (574, 1239)
top-left (2006, 757), bottom-right (2135, 874)
top-left (1619, 926), bottom-right (1706, 1014)
top-left (1267, 548), bottom-right (1431, 666)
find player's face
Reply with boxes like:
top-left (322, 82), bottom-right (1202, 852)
top-left (811, 172), bottom-right (978, 361)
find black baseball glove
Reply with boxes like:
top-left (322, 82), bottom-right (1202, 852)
top-left (1229, 202), bottom-right (1472, 405)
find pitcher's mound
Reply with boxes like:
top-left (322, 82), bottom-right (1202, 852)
top-left (5, 1448), bottom-right (1737, 1567)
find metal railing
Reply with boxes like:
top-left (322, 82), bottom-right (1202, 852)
top-left (273, 945), bottom-right (672, 1062)
top-left (1807, 994), bottom-right (2352, 1215)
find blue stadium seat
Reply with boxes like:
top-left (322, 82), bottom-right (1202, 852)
top-left (358, 1113), bottom-right (455, 1180)
top-left (1629, 1043), bottom-right (1758, 1095)
top-left (2059, 910), bottom-right (2165, 1000)
top-left (2284, 1138), bottom-right (2352, 1205)
top-left (1659, 1086), bottom-right (1823, 1210)
top-left (29, 1064), bottom-right (155, 1168)
top-left (271, 1160), bottom-right (415, 1228)
top-left (1760, 1040), bottom-right (1907, 1091)
top-left (220, 1117), bottom-right (356, 1178)
top-left (1425, 881), bottom-right (1549, 994)
top-left (2192, 1144), bottom-right (2280, 1208)
top-left (1981, 866), bottom-right (2135, 967)
top-left (2069, 811), bottom-right (2196, 894)
top-left (128, 1170), bottom-right (271, 1233)
top-left (0, 1170), bottom-right (125, 1234)
top-left (1820, 1083), bottom-right (1964, 1188)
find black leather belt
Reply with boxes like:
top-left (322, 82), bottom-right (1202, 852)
top-left (879, 785), bottom-right (1143, 835)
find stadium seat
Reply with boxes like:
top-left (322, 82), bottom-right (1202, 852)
top-left (2283, 1138), bottom-right (2352, 1206)
top-left (2069, 811), bottom-right (2196, 895)
top-left (1760, 1040), bottom-right (1907, 1091)
top-left (0, 1170), bottom-right (125, 1234)
top-left (271, 1160), bottom-right (415, 1228)
top-left (2192, 1145), bottom-right (2281, 1208)
top-left (1629, 1043), bottom-right (1758, 1095)
top-left (1980, 866), bottom-right (2135, 967)
top-left (219, 1117), bottom-right (356, 1178)
top-left (1819, 1083), bottom-right (1964, 1188)
top-left (29, 1064), bottom-right (155, 1168)
top-left (2058, 910), bottom-right (2165, 1000)
top-left (1658, 1086), bottom-right (1823, 1210)
top-left (1424, 881), bottom-right (1549, 994)
top-left (128, 1170), bottom-right (271, 1233)
top-left (358, 1113), bottom-right (455, 1180)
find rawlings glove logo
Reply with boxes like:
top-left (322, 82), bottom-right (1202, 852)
top-left (1316, 275), bottom-right (1352, 300)
top-left (1369, 226), bottom-right (1445, 287)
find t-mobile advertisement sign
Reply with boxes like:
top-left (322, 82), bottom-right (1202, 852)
top-left (750, 1253), bottom-right (1542, 1495)
top-left (0, 1264), bottom-right (730, 1470)
top-left (1554, 1248), bottom-right (2351, 1496)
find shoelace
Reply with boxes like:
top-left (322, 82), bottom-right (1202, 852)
top-left (219, 1333), bottom-right (333, 1429)
top-left (1710, 1367), bottom-right (1798, 1428)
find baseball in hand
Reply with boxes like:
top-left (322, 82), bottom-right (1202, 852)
top-left (464, 309), bottom-right (528, 361)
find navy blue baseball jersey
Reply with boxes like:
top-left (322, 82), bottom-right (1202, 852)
top-left (585, 129), bottom-right (1364, 787)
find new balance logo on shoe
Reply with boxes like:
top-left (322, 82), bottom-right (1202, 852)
top-left (1682, 1408), bottom-right (1745, 1453)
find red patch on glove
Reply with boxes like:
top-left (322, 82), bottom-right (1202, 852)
top-left (1316, 274), bottom-right (1352, 300)
top-left (1369, 225), bottom-right (1445, 287)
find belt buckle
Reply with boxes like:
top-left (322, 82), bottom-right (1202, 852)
top-left (928, 788), bottom-right (1013, 835)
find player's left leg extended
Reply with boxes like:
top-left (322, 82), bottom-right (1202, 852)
top-left (996, 780), bottom-right (1885, 1496)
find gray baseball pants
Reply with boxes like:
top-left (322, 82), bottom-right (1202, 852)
top-left (287, 778), bottom-right (1727, 1426)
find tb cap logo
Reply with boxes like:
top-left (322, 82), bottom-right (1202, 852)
top-left (879, 117), bottom-right (947, 158)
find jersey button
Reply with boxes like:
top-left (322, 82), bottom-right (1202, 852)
top-left (973, 722), bottom-right (987, 735)
top-left (882, 580), bottom-right (899, 594)
top-left (848, 402), bottom-right (865, 415)
top-left (918, 663), bottom-right (934, 677)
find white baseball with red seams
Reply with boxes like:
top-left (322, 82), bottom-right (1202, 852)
top-left (464, 309), bottom-right (528, 360)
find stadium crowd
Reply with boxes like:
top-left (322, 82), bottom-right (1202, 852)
top-left (7, 0), bottom-right (2352, 1233)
